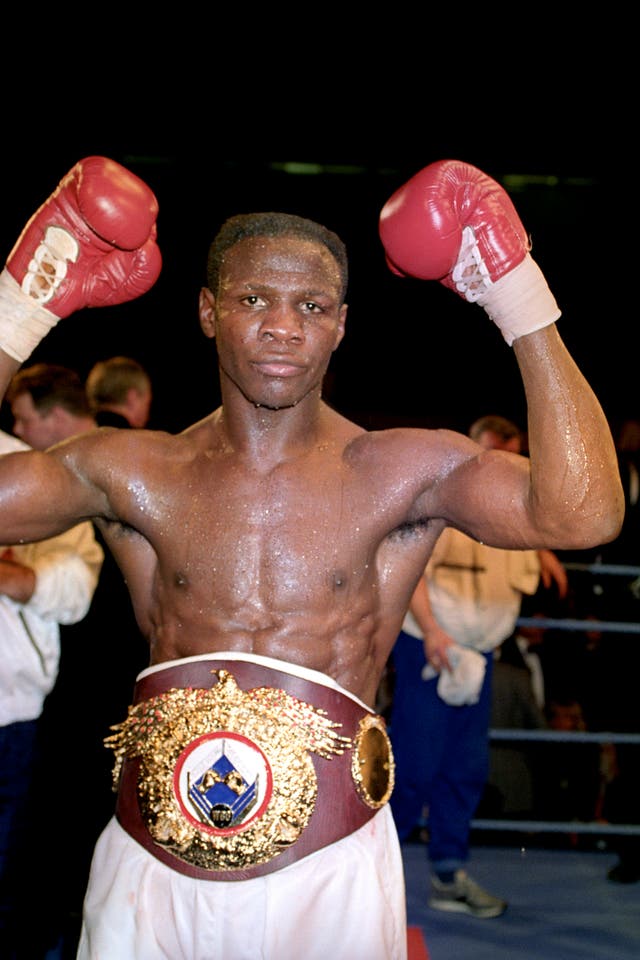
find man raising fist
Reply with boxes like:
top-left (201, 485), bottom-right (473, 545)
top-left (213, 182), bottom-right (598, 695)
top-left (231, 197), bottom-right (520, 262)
top-left (0, 157), bottom-right (623, 960)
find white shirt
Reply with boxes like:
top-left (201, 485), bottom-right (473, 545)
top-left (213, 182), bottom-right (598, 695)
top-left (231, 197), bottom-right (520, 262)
top-left (0, 430), bottom-right (103, 725)
top-left (403, 527), bottom-right (540, 652)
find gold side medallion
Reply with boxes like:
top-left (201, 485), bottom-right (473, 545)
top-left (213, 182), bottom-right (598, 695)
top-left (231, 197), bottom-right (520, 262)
top-left (106, 670), bottom-right (351, 871)
top-left (351, 714), bottom-right (395, 808)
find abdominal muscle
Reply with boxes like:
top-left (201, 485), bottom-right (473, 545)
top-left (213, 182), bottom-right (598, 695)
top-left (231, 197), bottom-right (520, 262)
top-left (144, 585), bottom-right (387, 708)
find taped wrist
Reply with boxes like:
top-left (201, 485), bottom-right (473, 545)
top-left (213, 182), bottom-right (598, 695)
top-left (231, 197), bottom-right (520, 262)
top-left (478, 253), bottom-right (561, 346)
top-left (0, 268), bottom-right (60, 362)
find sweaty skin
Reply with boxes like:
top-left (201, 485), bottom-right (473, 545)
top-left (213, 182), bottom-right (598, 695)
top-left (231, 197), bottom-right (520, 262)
top-left (0, 236), bottom-right (624, 707)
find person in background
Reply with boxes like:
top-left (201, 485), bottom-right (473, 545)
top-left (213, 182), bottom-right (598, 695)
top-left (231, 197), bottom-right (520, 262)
top-left (537, 695), bottom-right (603, 830)
top-left (485, 610), bottom-right (548, 821)
top-left (389, 415), bottom-right (568, 918)
top-left (8, 362), bottom-right (96, 447)
top-left (85, 355), bottom-right (152, 428)
top-left (0, 428), bottom-right (102, 957)
top-left (5, 363), bottom-right (149, 955)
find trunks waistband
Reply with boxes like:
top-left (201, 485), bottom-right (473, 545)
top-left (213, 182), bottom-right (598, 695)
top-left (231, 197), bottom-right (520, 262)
top-left (110, 655), bottom-right (394, 880)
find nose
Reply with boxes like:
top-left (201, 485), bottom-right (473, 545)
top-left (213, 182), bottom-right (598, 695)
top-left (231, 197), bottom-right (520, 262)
top-left (259, 305), bottom-right (304, 343)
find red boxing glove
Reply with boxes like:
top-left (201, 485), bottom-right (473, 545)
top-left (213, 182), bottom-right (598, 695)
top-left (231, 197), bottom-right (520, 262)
top-left (379, 160), bottom-right (560, 345)
top-left (0, 156), bottom-right (162, 362)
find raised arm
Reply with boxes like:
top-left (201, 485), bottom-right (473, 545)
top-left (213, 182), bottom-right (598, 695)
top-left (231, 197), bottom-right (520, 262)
top-left (0, 156), bottom-right (161, 542)
top-left (379, 160), bottom-right (624, 550)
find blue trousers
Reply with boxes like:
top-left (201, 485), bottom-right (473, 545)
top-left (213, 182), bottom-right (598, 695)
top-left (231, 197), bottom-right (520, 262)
top-left (389, 631), bottom-right (493, 874)
top-left (0, 718), bottom-right (40, 948)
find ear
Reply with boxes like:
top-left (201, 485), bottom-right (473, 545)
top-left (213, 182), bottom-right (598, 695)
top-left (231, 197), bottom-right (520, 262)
top-left (199, 287), bottom-right (216, 340)
top-left (51, 406), bottom-right (75, 435)
top-left (50, 405), bottom-right (68, 427)
top-left (332, 303), bottom-right (348, 352)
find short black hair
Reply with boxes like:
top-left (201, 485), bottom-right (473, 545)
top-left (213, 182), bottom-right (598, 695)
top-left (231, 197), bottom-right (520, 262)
top-left (206, 212), bottom-right (349, 303)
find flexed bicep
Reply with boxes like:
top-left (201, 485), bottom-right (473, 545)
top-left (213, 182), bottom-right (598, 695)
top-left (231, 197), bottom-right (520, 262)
top-left (429, 446), bottom-right (538, 550)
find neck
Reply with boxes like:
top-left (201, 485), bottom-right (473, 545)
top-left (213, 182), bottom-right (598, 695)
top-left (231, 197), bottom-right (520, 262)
top-left (214, 390), bottom-right (328, 463)
top-left (100, 402), bottom-right (131, 423)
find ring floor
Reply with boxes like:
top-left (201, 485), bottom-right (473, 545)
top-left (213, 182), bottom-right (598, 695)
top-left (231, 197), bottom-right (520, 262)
top-left (403, 838), bottom-right (640, 960)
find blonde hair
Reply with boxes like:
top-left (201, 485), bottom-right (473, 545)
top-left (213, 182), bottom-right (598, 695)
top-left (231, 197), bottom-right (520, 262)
top-left (86, 356), bottom-right (151, 408)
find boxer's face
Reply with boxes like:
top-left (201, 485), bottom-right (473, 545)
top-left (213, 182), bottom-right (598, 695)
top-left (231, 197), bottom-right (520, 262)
top-left (200, 235), bottom-right (347, 410)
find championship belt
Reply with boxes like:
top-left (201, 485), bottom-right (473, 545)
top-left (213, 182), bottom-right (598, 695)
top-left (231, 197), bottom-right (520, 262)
top-left (109, 655), bottom-right (395, 880)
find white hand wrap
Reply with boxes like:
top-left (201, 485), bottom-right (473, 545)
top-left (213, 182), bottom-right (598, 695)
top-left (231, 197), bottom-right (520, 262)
top-left (477, 253), bottom-right (561, 347)
top-left (0, 268), bottom-right (60, 362)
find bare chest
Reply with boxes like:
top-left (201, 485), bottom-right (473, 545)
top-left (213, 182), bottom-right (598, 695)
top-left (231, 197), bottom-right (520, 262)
top-left (161, 462), bottom-right (371, 599)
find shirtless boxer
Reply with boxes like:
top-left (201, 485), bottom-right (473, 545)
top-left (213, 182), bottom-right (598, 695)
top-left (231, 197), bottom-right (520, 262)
top-left (0, 156), bottom-right (623, 960)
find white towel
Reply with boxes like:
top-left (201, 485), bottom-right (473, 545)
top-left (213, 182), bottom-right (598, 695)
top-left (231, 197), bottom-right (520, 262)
top-left (421, 644), bottom-right (487, 705)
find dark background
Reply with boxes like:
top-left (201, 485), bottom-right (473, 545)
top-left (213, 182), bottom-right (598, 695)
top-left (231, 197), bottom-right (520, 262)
top-left (0, 82), bottom-right (623, 441)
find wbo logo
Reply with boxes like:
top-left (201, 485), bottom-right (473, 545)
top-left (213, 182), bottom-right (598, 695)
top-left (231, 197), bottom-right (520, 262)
top-left (175, 731), bottom-right (273, 834)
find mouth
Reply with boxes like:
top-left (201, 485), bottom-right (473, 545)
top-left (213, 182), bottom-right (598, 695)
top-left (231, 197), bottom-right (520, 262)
top-left (253, 360), bottom-right (305, 378)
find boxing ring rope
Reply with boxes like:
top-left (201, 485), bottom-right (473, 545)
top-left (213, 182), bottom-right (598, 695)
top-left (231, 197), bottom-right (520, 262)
top-left (516, 617), bottom-right (640, 635)
top-left (470, 561), bottom-right (640, 838)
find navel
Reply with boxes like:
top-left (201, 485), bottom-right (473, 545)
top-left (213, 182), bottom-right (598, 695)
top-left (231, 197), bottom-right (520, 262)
top-left (331, 570), bottom-right (348, 590)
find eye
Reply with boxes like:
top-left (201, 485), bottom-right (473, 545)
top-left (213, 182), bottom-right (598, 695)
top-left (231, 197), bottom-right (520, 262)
top-left (302, 301), bottom-right (322, 314)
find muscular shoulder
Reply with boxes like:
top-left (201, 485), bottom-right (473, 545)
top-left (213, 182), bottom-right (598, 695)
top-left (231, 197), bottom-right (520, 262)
top-left (47, 426), bottom-right (196, 519)
top-left (345, 425), bottom-right (474, 483)
top-left (50, 425), bottom-right (184, 473)
top-left (312, 409), bottom-right (474, 495)
top-left (336, 425), bottom-right (483, 539)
